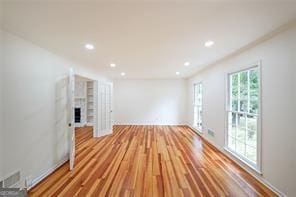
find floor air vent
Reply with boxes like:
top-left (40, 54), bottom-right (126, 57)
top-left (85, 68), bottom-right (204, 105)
top-left (3, 171), bottom-right (21, 188)
top-left (208, 129), bottom-right (215, 137)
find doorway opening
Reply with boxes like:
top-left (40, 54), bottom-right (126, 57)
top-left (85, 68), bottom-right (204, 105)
top-left (74, 75), bottom-right (97, 143)
top-left (68, 69), bottom-right (113, 170)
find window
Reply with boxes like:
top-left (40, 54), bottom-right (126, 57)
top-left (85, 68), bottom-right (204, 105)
top-left (193, 83), bottom-right (203, 131)
top-left (226, 66), bottom-right (261, 170)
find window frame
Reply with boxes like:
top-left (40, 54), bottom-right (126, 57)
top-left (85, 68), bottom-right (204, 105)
top-left (225, 62), bottom-right (262, 173)
top-left (193, 82), bottom-right (203, 132)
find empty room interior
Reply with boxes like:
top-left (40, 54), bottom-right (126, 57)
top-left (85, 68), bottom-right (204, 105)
top-left (0, 0), bottom-right (296, 196)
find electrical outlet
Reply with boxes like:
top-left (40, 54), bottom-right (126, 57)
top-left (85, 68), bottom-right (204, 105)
top-left (208, 129), bottom-right (215, 137)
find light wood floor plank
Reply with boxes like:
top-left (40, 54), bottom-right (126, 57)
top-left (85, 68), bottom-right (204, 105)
top-left (29, 125), bottom-right (277, 197)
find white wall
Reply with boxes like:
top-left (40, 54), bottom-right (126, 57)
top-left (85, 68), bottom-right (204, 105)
top-left (0, 2), bottom-right (4, 181)
top-left (1, 30), bottom-right (108, 187)
top-left (187, 25), bottom-right (296, 196)
top-left (0, 30), bottom-right (4, 179)
top-left (114, 79), bottom-right (187, 125)
top-left (291, 31), bottom-right (296, 197)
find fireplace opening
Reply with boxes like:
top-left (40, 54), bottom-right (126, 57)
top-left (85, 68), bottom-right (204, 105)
top-left (75, 108), bottom-right (81, 123)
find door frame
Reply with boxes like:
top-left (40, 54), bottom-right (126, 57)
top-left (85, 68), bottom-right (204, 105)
top-left (68, 68), bottom-right (75, 170)
top-left (73, 74), bottom-right (99, 138)
top-left (68, 69), bottom-right (100, 170)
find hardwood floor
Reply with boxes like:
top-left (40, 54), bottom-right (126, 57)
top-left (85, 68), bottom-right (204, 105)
top-left (75, 126), bottom-right (93, 147)
top-left (29, 125), bottom-right (276, 197)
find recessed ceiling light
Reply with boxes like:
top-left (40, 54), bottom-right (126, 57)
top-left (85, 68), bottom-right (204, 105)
top-left (121, 72), bottom-right (126, 76)
top-left (85, 44), bottom-right (94, 50)
top-left (110, 63), bottom-right (116, 68)
top-left (184, 62), bottom-right (190, 66)
top-left (176, 71), bottom-right (180, 75)
top-left (204, 40), bottom-right (214, 47)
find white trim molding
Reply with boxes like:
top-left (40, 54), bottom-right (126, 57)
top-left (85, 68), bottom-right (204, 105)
top-left (225, 62), bottom-right (262, 172)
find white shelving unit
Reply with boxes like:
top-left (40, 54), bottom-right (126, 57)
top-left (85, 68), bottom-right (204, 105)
top-left (86, 81), bottom-right (94, 126)
top-left (74, 80), bottom-right (87, 127)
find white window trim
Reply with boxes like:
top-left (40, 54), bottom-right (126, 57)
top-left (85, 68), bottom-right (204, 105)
top-left (224, 62), bottom-right (262, 174)
top-left (193, 82), bottom-right (203, 133)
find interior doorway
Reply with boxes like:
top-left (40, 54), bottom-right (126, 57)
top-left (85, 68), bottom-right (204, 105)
top-left (68, 72), bottom-right (99, 170)
top-left (68, 69), bottom-right (113, 170)
top-left (74, 75), bottom-right (99, 147)
top-left (74, 75), bottom-right (97, 134)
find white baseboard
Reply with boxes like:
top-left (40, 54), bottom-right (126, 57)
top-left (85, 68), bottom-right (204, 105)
top-left (28, 156), bottom-right (69, 190)
top-left (187, 125), bottom-right (286, 197)
top-left (113, 123), bottom-right (187, 126)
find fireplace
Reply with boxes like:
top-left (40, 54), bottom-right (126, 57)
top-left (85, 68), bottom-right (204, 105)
top-left (75, 108), bottom-right (81, 123)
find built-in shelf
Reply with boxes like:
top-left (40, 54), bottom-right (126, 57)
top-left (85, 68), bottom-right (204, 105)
top-left (74, 79), bottom-right (95, 128)
top-left (86, 81), bottom-right (94, 124)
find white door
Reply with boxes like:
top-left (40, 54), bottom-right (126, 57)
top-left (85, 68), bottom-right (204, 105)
top-left (68, 68), bottom-right (75, 170)
top-left (98, 83), bottom-right (113, 136)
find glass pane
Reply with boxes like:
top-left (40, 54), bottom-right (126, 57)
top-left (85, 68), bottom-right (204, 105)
top-left (231, 100), bottom-right (238, 111)
top-left (231, 74), bottom-right (239, 100)
top-left (236, 127), bottom-right (246, 143)
top-left (198, 106), bottom-right (202, 114)
top-left (250, 90), bottom-right (258, 101)
top-left (240, 100), bottom-right (248, 112)
top-left (228, 136), bottom-right (235, 151)
top-left (197, 97), bottom-right (202, 105)
top-left (238, 114), bottom-right (246, 129)
top-left (236, 141), bottom-right (245, 156)
top-left (246, 129), bottom-right (257, 147)
top-left (247, 115), bottom-right (257, 131)
top-left (231, 73), bottom-right (238, 86)
top-left (246, 145), bottom-right (257, 163)
top-left (249, 69), bottom-right (259, 114)
top-left (232, 87), bottom-right (238, 100)
top-left (237, 114), bottom-right (246, 143)
top-left (249, 69), bottom-right (259, 91)
top-left (198, 107), bottom-right (202, 124)
top-left (198, 84), bottom-right (202, 94)
top-left (239, 71), bottom-right (248, 100)
top-left (250, 100), bottom-right (258, 114)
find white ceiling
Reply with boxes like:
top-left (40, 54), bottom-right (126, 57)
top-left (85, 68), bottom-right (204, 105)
top-left (2, 1), bottom-right (296, 79)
